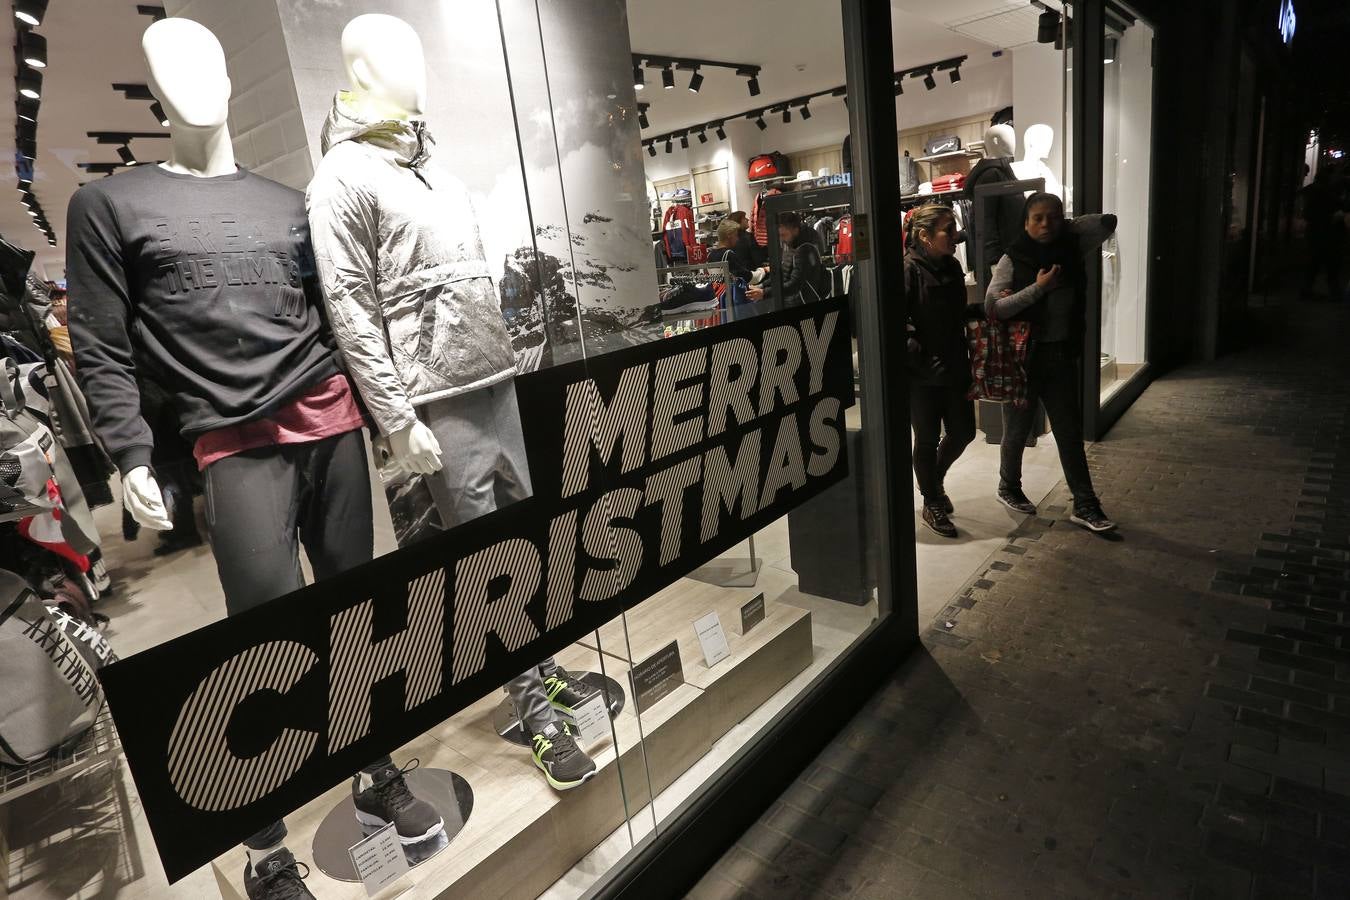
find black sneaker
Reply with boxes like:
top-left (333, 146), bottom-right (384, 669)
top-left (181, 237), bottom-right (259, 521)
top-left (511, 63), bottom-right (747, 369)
top-left (997, 487), bottom-right (1037, 515)
top-left (938, 493), bottom-right (955, 515)
top-left (1070, 506), bottom-right (1117, 533)
top-left (921, 504), bottom-right (958, 539)
top-left (543, 668), bottom-right (607, 718)
top-left (532, 721), bottom-right (597, 791)
top-left (243, 848), bottom-right (314, 900)
top-left (352, 759), bottom-right (444, 845)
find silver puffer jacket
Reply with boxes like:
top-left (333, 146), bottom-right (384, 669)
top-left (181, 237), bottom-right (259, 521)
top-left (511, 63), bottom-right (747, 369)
top-left (306, 92), bottom-right (516, 437)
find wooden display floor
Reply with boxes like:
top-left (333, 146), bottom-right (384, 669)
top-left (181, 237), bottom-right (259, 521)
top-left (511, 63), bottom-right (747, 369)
top-left (211, 576), bottom-right (812, 900)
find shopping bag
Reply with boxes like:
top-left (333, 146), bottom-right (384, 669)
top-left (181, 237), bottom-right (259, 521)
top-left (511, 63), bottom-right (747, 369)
top-left (966, 317), bottom-right (1032, 409)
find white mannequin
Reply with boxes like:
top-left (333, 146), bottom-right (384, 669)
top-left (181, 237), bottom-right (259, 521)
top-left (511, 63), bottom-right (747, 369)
top-left (119, 18), bottom-right (237, 531)
top-left (984, 124), bottom-right (1016, 160)
top-left (339, 14), bottom-right (442, 477)
top-left (1011, 123), bottom-right (1063, 197)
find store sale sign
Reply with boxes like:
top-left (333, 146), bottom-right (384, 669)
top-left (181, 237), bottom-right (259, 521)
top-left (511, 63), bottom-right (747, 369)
top-left (100, 299), bottom-right (854, 880)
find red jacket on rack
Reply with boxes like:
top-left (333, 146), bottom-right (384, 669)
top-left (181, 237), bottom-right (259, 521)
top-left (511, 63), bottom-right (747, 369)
top-left (662, 204), bottom-right (696, 262)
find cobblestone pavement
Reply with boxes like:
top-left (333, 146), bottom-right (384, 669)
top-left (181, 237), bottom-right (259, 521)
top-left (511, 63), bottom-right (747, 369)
top-left (689, 292), bottom-right (1350, 900)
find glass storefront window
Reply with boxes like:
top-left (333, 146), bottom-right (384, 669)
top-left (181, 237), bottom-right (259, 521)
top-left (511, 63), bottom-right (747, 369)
top-left (6, 2), bottom-right (894, 899)
top-left (1100, 4), bottom-right (1156, 401)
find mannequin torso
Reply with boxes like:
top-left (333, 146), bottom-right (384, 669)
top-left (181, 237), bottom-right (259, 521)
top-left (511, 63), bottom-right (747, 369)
top-left (1011, 123), bottom-right (1063, 197)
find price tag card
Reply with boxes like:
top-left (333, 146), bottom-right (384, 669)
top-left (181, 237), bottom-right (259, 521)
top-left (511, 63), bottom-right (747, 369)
top-left (571, 690), bottom-right (612, 746)
top-left (348, 821), bottom-right (409, 896)
top-left (740, 593), bottom-right (766, 635)
top-left (630, 640), bottom-right (684, 710)
top-left (694, 611), bottom-right (730, 668)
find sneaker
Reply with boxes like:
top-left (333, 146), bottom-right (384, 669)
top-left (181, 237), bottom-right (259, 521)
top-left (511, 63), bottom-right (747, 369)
top-left (243, 848), bottom-right (314, 900)
top-left (921, 504), bottom-right (958, 539)
top-left (543, 668), bottom-right (599, 718)
top-left (352, 759), bottom-right (444, 845)
top-left (997, 487), bottom-right (1037, 515)
top-left (532, 721), bottom-right (597, 791)
top-left (938, 493), bottom-right (955, 515)
top-left (1070, 506), bottom-right (1117, 533)
top-left (659, 285), bottom-right (718, 315)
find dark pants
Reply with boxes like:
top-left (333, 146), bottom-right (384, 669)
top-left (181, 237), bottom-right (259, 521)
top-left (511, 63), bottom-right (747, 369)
top-left (999, 343), bottom-right (1099, 514)
top-left (1304, 232), bottom-right (1344, 297)
top-left (202, 429), bottom-right (378, 852)
top-left (909, 382), bottom-right (976, 505)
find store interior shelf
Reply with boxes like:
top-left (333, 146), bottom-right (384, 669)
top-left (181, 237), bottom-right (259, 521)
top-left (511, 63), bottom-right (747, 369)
top-left (0, 707), bottom-right (120, 806)
top-left (915, 149), bottom-right (981, 163)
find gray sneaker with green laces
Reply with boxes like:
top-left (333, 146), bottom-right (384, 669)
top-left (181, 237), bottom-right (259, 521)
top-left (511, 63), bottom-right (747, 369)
top-left (532, 721), bottom-right (597, 791)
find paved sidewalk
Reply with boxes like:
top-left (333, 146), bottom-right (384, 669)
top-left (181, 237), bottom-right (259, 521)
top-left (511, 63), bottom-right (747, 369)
top-left (690, 292), bottom-right (1350, 899)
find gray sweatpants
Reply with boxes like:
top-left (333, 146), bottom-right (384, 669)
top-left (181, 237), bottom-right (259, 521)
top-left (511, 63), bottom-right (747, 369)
top-left (509, 658), bottom-right (563, 737)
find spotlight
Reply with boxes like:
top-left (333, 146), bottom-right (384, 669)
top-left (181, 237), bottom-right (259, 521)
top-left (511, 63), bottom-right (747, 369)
top-left (679, 133), bottom-right (688, 149)
top-left (647, 143), bottom-right (657, 157)
top-left (21, 31), bottom-right (46, 68)
top-left (1104, 37), bottom-right (1117, 64)
top-left (633, 60), bottom-right (645, 91)
top-left (688, 69), bottom-right (703, 93)
top-left (781, 107), bottom-right (791, 124)
top-left (697, 130), bottom-right (708, 144)
top-left (801, 104), bottom-right (811, 120)
top-left (20, 192), bottom-right (34, 207)
top-left (949, 66), bottom-right (962, 84)
top-left (17, 70), bottom-right (42, 100)
top-left (1038, 9), bottom-right (1061, 43)
top-left (894, 80), bottom-right (904, 96)
top-left (118, 145), bottom-right (137, 166)
top-left (151, 101), bottom-right (170, 127)
top-left (747, 75), bottom-right (760, 97)
top-left (715, 124), bottom-right (727, 140)
top-left (664, 138), bottom-right (672, 153)
top-left (15, 119), bottom-right (34, 142)
top-left (923, 70), bottom-right (936, 91)
top-left (755, 115), bottom-right (767, 131)
top-left (15, 97), bottom-right (37, 122)
top-left (13, 0), bottom-right (47, 26)
top-left (18, 138), bottom-right (35, 159)
top-left (661, 66), bottom-right (674, 90)
top-left (638, 107), bottom-right (649, 129)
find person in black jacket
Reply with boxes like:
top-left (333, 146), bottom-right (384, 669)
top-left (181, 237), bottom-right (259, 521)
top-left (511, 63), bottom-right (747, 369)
top-left (746, 212), bottom-right (827, 308)
top-left (985, 192), bottom-right (1118, 533)
top-left (726, 211), bottom-right (762, 268)
top-left (905, 204), bottom-right (983, 538)
top-left (708, 219), bottom-right (753, 281)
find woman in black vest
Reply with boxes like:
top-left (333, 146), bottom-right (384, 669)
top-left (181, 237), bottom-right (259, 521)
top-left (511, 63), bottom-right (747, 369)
top-left (985, 193), bottom-right (1118, 532)
top-left (905, 205), bottom-right (984, 538)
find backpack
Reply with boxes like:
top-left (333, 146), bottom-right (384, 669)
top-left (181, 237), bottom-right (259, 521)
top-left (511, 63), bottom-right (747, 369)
top-left (1, 358), bottom-right (59, 524)
top-left (0, 567), bottom-right (114, 765)
top-left (748, 152), bottom-right (792, 182)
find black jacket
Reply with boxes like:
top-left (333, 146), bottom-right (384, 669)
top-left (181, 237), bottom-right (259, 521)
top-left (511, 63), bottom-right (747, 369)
top-left (964, 157), bottom-right (1023, 286)
top-left (707, 245), bottom-right (752, 282)
top-left (904, 248), bottom-right (980, 387)
top-left (769, 236), bottom-right (828, 307)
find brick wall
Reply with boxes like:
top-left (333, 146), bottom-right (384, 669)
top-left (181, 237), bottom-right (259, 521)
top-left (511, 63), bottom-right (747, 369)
top-left (160, 0), bottom-right (313, 189)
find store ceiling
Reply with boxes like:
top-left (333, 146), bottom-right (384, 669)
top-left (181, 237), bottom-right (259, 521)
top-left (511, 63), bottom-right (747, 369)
top-left (629, 0), bottom-right (1012, 144)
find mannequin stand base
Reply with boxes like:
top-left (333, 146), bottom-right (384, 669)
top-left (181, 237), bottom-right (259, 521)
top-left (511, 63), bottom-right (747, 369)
top-left (311, 769), bottom-right (473, 881)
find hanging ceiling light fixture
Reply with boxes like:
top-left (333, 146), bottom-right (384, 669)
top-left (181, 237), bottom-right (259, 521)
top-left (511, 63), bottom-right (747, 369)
top-left (746, 74), bottom-right (760, 97)
top-left (1104, 37), bottom-right (1118, 64)
top-left (923, 69), bottom-right (937, 91)
top-left (697, 130), bottom-right (708, 144)
top-left (949, 66), bottom-right (962, 84)
top-left (151, 101), bottom-right (170, 126)
top-left (715, 123), bottom-right (727, 140)
top-left (800, 104), bottom-right (811, 120)
top-left (687, 68), bottom-right (703, 93)
top-left (781, 107), bottom-right (791, 124)
top-left (118, 144), bottom-right (137, 166)
top-left (664, 138), bottom-right (672, 153)
top-left (647, 143), bottom-right (656, 157)
top-left (661, 66), bottom-right (674, 89)
top-left (17, 138), bottom-right (36, 159)
top-left (15, 96), bottom-right (37, 122)
top-left (638, 107), bottom-right (649, 129)
top-left (21, 31), bottom-right (46, 68)
top-left (1037, 9), bottom-right (1061, 43)
top-left (894, 79), bottom-right (904, 96)
top-left (679, 133), bottom-right (689, 149)
top-left (633, 60), bottom-right (645, 91)
top-left (13, 0), bottom-right (47, 27)
top-left (755, 114), bottom-right (767, 131)
top-left (17, 70), bottom-right (42, 99)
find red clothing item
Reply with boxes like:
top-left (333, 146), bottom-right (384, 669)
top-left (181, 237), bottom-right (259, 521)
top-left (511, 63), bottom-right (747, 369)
top-left (193, 373), bottom-right (366, 471)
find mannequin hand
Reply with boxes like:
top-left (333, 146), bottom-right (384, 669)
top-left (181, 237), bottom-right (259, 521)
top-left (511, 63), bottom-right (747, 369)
top-left (1035, 265), bottom-right (1062, 290)
top-left (122, 466), bottom-right (173, 531)
top-left (387, 421), bottom-right (443, 475)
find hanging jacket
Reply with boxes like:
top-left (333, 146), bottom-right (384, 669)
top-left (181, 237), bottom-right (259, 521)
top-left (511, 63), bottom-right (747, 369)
top-left (750, 189), bottom-right (781, 249)
top-left (662, 204), bottom-right (695, 263)
top-left (306, 92), bottom-right (516, 438)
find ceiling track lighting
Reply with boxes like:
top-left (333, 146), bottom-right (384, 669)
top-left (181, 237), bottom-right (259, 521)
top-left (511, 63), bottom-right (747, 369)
top-left (894, 79), bottom-right (904, 96)
top-left (664, 138), bottom-right (672, 154)
top-left (949, 66), bottom-right (962, 84)
top-left (20, 31), bottom-right (46, 68)
top-left (715, 124), bottom-right (727, 140)
top-left (17, 138), bottom-right (36, 160)
top-left (755, 115), bottom-right (767, 131)
top-left (1037, 9), bottom-right (1061, 44)
top-left (746, 75), bottom-right (760, 97)
top-left (781, 107), bottom-right (791, 124)
top-left (679, 133), bottom-right (688, 149)
top-left (800, 104), bottom-right (811, 120)
top-left (13, 0), bottom-right (47, 27)
top-left (647, 143), bottom-right (656, 157)
top-left (923, 70), bottom-right (937, 91)
top-left (17, 70), bottom-right (42, 100)
top-left (687, 68), bottom-right (703, 93)
top-left (1104, 37), bottom-right (1118, 64)
top-left (118, 144), bottom-right (137, 166)
top-left (15, 119), bottom-right (35, 142)
top-left (151, 101), bottom-right (170, 127)
top-left (638, 107), bottom-right (649, 129)
top-left (15, 96), bottom-right (37, 122)
top-left (661, 66), bottom-right (674, 90)
top-left (697, 130), bottom-right (708, 144)
top-left (632, 60), bottom-right (645, 91)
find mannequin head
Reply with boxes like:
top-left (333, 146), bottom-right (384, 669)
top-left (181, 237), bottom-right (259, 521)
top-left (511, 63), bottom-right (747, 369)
top-left (985, 124), bottom-right (1015, 159)
top-left (1023, 124), bottom-right (1054, 162)
top-left (341, 14), bottom-right (427, 119)
top-left (142, 18), bottom-right (230, 129)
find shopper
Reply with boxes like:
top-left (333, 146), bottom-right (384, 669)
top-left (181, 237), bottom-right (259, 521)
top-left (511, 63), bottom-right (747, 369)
top-left (985, 192), bottom-right (1119, 533)
top-left (905, 204), bottom-right (982, 538)
top-left (745, 212), bottom-right (828, 308)
top-left (727, 210), bottom-right (761, 267)
top-left (708, 219), bottom-right (753, 281)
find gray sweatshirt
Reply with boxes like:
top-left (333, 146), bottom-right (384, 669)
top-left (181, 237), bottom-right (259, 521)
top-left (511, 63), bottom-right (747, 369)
top-left (983, 214), bottom-right (1118, 329)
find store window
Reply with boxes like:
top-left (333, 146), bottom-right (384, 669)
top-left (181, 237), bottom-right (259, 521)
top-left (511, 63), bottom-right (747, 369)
top-left (5, 2), bottom-right (895, 899)
top-left (1100, 3), bottom-right (1156, 401)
